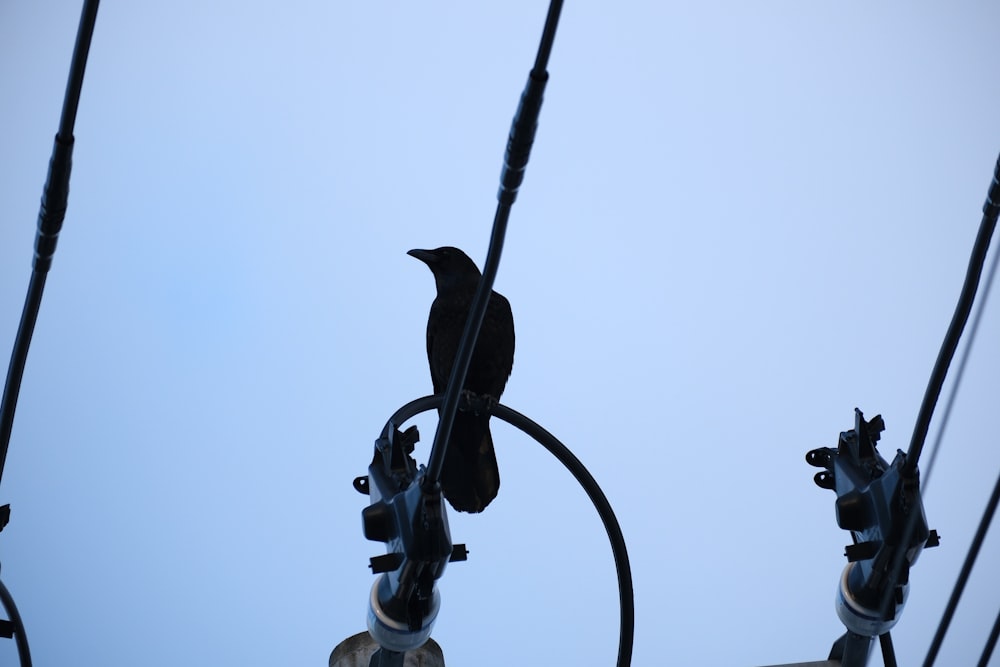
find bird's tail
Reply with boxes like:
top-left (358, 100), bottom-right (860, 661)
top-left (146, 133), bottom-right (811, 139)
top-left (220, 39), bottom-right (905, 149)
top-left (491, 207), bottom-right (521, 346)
top-left (440, 411), bottom-right (500, 513)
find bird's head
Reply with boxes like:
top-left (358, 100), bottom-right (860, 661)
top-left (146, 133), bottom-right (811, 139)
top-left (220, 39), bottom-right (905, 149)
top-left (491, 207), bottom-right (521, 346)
top-left (407, 246), bottom-right (482, 293)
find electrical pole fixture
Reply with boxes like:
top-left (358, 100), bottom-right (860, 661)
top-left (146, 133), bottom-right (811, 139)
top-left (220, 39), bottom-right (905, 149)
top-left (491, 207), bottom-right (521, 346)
top-left (347, 2), bottom-right (567, 664)
top-left (806, 409), bottom-right (939, 666)
top-left (354, 423), bottom-right (466, 663)
top-left (348, 392), bottom-right (634, 667)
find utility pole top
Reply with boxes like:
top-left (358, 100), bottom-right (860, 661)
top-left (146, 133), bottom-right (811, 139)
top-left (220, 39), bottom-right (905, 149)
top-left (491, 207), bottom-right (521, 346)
top-left (330, 632), bottom-right (445, 667)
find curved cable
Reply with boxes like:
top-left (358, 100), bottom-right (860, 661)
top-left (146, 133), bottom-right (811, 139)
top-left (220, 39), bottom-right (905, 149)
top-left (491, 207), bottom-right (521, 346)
top-left (383, 395), bottom-right (634, 667)
top-left (0, 578), bottom-right (31, 667)
top-left (492, 403), bottom-right (634, 667)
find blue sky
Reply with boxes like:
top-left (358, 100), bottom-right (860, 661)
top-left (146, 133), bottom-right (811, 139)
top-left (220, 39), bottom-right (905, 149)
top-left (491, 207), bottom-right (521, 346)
top-left (2, 2), bottom-right (999, 665)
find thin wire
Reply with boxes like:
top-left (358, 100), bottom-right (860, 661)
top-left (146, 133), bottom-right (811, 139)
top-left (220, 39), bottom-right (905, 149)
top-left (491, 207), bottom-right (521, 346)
top-left (58, 0), bottom-right (100, 138)
top-left (0, 0), bottom-right (101, 489)
top-left (879, 632), bottom-right (897, 667)
top-left (0, 5), bottom-right (100, 666)
top-left (876, 152), bottom-right (1000, 621)
top-left (922, 467), bottom-right (1000, 666)
top-left (922, 234), bottom-right (1000, 493)
top-left (904, 153), bottom-right (1000, 476)
top-left (425, 0), bottom-right (563, 487)
top-left (977, 604), bottom-right (1000, 667)
top-left (0, 579), bottom-right (31, 667)
top-left (0, 273), bottom-right (47, 487)
top-left (533, 0), bottom-right (563, 74)
top-left (424, 204), bottom-right (510, 485)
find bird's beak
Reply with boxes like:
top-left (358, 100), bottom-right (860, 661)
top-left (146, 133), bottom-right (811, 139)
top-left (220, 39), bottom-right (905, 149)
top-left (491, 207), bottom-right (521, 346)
top-left (407, 248), bottom-right (437, 265)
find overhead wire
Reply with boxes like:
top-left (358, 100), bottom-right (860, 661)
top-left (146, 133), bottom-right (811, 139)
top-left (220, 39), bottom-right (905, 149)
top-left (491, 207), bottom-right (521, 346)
top-left (0, 0), bottom-right (101, 489)
top-left (424, 0), bottom-right (563, 489)
top-left (849, 151), bottom-right (1000, 664)
top-left (879, 632), bottom-right (897, 667)
top-left (921, 228), bottom-right (1000, 493)
top-left (0, 3), bottom-right (101, 666)
top-left (873, 152), bottom-right (1000, 628)
top-left (923, 468), bottom-right (1000, 666)
top-left (383, 2), bottom-right (625, 661)
top-left (903, 153), bottom-right (1000, 477)
top-left (977, 605), bottom-right (1000, 667)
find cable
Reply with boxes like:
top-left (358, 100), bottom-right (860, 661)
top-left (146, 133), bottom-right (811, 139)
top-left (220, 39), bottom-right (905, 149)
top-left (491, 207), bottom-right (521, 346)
top-left (879, 632), bottom-right (896, 667)
top-left (0, 579), bottom-right (31, 667)
top-left (922, 465), bottom-right (1000, 666)
top-left (905, 152), bottom-right (1000, 476)
top-left (978, 604), bottom-right (1000, 667)
top-left (382, 395), bottom-right (634, 667)
top-left (0, 3), bottom-right (100, 666)
top-left (0, 273), bottom-right (47, 488)
top-left (922, 231), bottom-right (1000, 493)
top-left (424, 0), bottom-right (563, 489)
top-left (874, 151), bottom-right (1000, 622)
top-left (424, 205), bottom-right (511, 487)
top-left (493, 403), bottom-right (634, 667)
top-left (0, 0), bottom-right (101, 488)
top-left (533, 0), bottom-right (563, 75)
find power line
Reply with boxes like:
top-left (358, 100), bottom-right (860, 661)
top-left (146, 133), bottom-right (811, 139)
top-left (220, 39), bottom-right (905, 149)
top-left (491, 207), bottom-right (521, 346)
top-left (977, 604), bottom-right (1000, 667)
top-left (921, 227), bottom-right (1000, 493)
top-left (0, 0), bottom-right (101, 490)
top-left (924, 466), bottom-right (1000, 665)
top-left (423, 0), bottom-right (562, 490)
top-left (875, 152), bottom-right (1000, 627)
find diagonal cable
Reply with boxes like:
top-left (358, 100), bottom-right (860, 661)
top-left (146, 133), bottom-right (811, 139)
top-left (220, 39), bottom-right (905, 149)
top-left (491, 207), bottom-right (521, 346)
top-left (923, 466), bottom-right (1000, 666)
top-left (874, 152), bottom-right (1000, 623)
top-left (424, 0), bottom-right (563, 487)
top-left (0, 0), bottom-right (101, 490)
top-left (922, 226), bottom-right (1000, 493)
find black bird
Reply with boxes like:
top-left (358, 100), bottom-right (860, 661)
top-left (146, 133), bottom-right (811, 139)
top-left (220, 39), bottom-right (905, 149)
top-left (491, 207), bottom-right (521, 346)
top-left (408, 246), bottom-right (515, 513)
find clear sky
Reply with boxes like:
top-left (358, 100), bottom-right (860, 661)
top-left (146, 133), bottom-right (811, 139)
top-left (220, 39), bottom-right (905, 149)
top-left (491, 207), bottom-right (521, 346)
top-left (1, 2), bottom-right (999, 666)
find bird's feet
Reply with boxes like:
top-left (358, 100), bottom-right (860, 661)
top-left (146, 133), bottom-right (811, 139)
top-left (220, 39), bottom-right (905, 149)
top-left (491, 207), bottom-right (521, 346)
top-left (459, 390), bottom-right (498, 416)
